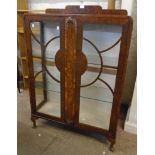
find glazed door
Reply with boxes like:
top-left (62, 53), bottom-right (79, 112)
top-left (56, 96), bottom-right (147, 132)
top-left (72, 16), bottom-right (132, 138)
top-left (24, 15), bottom-right (70, 123)
top-left (77, 23), bottom-right (122, 131)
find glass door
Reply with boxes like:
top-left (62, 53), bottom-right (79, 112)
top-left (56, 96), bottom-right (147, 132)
top-left (30, 20), bottom-right (62, 119)
top-left (79, 24), bottom-right (122, 130)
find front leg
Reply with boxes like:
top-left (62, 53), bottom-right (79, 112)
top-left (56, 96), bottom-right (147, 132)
top-left (31, 117), bottom-right (37, 128)
top-left (109, 142), bottom-right (115, 152)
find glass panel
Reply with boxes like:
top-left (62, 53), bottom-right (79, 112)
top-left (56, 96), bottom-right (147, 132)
top-left (30, 22), bottom-right (43, 107)
top-left (80, 72), bottom-right (116, 129)
top-left (79, 24), bottom-right (121, 129)
top-left (83, 24), bottom-right (122, 67)
top-left (37, 73), bottom-right (61, 117)
top-left (31, 21), bottom-right (61, 117)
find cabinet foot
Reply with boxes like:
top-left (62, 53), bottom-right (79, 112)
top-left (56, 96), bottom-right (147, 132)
top-left (31, 117), bottom-right (37, 128)
top-left (109, 143), bottom-right (115, 152)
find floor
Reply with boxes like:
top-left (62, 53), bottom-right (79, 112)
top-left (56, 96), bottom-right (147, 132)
top-left (17, 90), bottom-right (137, 155)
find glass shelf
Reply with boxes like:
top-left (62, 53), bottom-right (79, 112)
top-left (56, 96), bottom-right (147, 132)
top-left (35, 83), bottom-right (113, 103)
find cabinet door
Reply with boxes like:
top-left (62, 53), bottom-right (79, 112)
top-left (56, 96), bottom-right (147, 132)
top-left (73, 14), bottom-right (133, 136)
top-left (24, 15), bottom-right (66, 121)
top-left (78, 24), bottom-right (122, 130)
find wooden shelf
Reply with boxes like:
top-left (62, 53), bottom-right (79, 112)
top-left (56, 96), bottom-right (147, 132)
top-left (24, 75), bottom-right (28, 79)
top-left (35, 74), bottom-right (43, 82)
top-left (18, 27), bottom-right (24, 34)
top-left (17, 0), bottom-right (29, 89)
top-left (33, 56), bottom-right (55, 66)
top-left (17, 9), bottom-right (45, 13)
top-left (18, 27), bottom-right (40, 35)
top-left (31, 28), bottom-right (40, 35)
top-left (21, 57), bottom-right (27, 60)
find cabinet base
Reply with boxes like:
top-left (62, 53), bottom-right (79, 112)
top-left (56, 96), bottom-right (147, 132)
top-left (30, 116), bottom-right (117, 151)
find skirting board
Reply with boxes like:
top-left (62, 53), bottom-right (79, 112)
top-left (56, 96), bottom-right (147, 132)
top-left (124, 121), bottom-right (137, 135)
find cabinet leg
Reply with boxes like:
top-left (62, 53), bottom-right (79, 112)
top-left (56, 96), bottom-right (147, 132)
top-left (109, 143), bottom-right (115, 152)
top-left (31, 117), bottom-right (37, 128)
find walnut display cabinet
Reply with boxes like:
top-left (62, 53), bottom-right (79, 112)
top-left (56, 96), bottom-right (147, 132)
top-left (24, 6), bottom-right (133, 151)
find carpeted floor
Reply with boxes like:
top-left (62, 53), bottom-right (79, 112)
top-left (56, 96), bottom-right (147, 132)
top-left (17, 90), bottom-right (136, 155)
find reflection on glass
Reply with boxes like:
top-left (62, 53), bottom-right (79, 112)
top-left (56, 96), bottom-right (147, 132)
top-left (30, 22), bottom-right (41, 41)
top-left (79, 24), bottom-right (120, 129)
top-left (31, 21), bottom-right (61, 117)
top-left (83, 24), bottom-right (122, 67)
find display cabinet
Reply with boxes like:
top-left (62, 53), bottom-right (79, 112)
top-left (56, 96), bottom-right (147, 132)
top-left (24, 6), bottom-right (133, 151)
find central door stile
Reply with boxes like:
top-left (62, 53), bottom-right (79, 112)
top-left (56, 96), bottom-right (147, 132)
top-left (64, 18), bottom-right (87, 125)
top-left (74, 22), bottom-right (85, 125)
top-left (64, 17), bottom-right (77, 124)
top-left (55, 18), bottom-right (86, 124)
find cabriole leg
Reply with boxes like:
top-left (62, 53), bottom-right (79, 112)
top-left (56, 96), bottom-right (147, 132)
top-left (31, 117), bottom-right (37, 128)
top-left (109, 142), bottom-right (115, 152)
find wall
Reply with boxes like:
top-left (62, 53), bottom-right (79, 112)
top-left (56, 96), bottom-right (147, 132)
top-left (124, 79), bottom-right (137, 134)
top-left (121, 0), bottom-right (137, 105)
top-left (122, 0), bottom-right (137, 134)
top-left (28, 0), bottom-right (121, 9)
